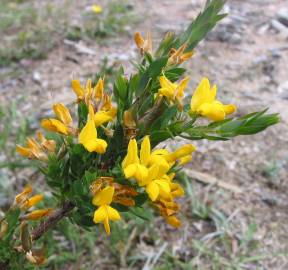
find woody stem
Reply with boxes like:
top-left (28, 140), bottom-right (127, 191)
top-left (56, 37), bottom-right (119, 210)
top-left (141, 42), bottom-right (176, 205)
top-left (31, 201), bottom-right (75, 241)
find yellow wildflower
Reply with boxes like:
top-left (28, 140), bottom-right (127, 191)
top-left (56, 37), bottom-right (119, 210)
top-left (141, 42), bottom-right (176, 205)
top-left (21, 194), bottom-right (44, 210)
top-left (16, 131), bottom-right (56, 161)
top-left (91, 4), bottom-right (102, 14)
top-left (168, 43), bottom-right (194, 65)
top-left (92, 186), bottom-right (121, 235)
top-left (79, 104), bottom-right (107, 153)
top-left (122, 139), bottom-right (148, 183)
top-left (71, 78), bottom-right (104, 104)
top-left (144, 165), bottom-right (171, 201)
top-left (41, 103), bottom-right (76, 135)
top-left (122, 136), bottom-right (170, 184)
top-left (134, 32), bottom-right (152, 55)
top-left (158, 75), bottom-right (190, 107)
top-left (165, 215), bottom-right (181, 228)
top-left (15, 186), bottom-right (33, 205)
top-left (190, 77), bottom-right (237, 121)
top-left (165, 144), bottom-right (196, 163)
top-left (94, 94), bottom-right (117, 127)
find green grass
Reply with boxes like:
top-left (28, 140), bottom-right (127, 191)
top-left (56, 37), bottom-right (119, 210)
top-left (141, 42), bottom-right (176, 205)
top-left (0, 1), bottom-right (68, 67)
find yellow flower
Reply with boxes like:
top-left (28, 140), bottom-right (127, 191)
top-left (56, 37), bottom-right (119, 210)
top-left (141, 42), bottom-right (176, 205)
top-left (122, 138), bottom-right (148, 183)
top-left (190, 77), bottom-right (237, 121)
top-left (134, 32), bottom-right (152, 55)
top-left (92, 186), bottom-right (121, 235)
top-left (15, 186), bottom-right (33, 205)
top-left (24, 208), bottom-right (53, 220)
top-left (165, 144), bottom-right (196, 163)
top-left (179, 155), bottom-right (192, 165)
top-left (144, 165), bottom-right (171, 201)
top-left (21, 194), bottom-right (44, 209)
top-left (71, 78), bottom-right (104, 104)
top-left (122, 136), bottom-right (170, 184)
top-left (168, 43), bottom-right (194, 65)
top-left (165, 215), bottom-right (181, 228)
top-left (41, 103), bottom-right (75, 135)
top-left (158, 75), bottom-right (190, 106)
top-left (94, 94), bottom-right (117, 127)
top-left (16, 131), bottom-right (56, 161)
top-left (91, 4), bottom-right (102, 14)
top-left (79, 104), bottom-right (107, 153)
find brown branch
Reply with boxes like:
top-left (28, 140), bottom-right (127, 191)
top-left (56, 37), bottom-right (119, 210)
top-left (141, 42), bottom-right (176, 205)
top-left (31, 201), bottom-right (75, 241)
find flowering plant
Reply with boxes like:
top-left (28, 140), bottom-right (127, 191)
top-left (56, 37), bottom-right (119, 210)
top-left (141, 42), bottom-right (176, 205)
top-left (0, 0), bottom-right (279, 267)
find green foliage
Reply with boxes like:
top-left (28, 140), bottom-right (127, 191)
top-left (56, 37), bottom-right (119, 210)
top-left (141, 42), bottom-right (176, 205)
top-left (183, 109), bottom-right (280, 141)
top-left (156, 0), bottom-right (227, 56)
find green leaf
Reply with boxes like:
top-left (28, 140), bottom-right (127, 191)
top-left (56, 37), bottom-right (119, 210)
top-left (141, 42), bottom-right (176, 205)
top-left (129, 207), bottom-right (152, 221)
top-left (114, 70), bottom-right (128, 101)
top-left (161, 0), bottom-right (227, 55)
top-left (2, 208), bottom-right (20, 242)
top-left (218, 110), bottom-right (280, 137)
top-left (136, 57), bottom-right (168, 96)
top-left (78, 102), bottom-right (88, 129)
top-left (150, 105), bottom-right (178, 131)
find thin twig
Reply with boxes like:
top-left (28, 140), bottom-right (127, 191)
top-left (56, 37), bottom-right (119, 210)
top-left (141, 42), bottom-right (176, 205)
top-left (31, 201), bottom-right (75, 241)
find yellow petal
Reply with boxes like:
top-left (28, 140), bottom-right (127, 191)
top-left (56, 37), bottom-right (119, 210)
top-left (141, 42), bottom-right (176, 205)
top-left (175, 76), bottom-right (189, 99)
top-left (106, 206), bottom-right (121, 221)
top-left (92, 186), bottom-right (114, 206)
top-left (16, 145), bottom-right (31, 157)
top-left (146, 182), bottom-right (159, 201)
top-left (122, 139), bottom-right (139, 168)
top-left (223, 104), bottom-right (236, 115)
top-left (140, 136), bottom-right (151, 166)
top-left (134, 164), bottom-right (149, 183)
top-left (139, 164), bottom-right (159, 186)
top-left (198, 102), bottom-right (225, 121)
top-left (166, 215), bottom-right (181, 228)
top-left (155, 179), bottom-right (171, 194)
top-left (103, 217), bottom-right (110, 235)
top-left (21, 194), bottom-right (44, 209)
top-left (94, 110), bottom-right (114, 127)
top-left (94, 78), bottom-right (104, 99)
top-left (124, 164), bottom-right (137, 179)
top-left (170, 183), bottom-right (184, 197)
top-left (71, 80), bottom-right (84, 97)
top-left (25, 208), bottom-right (53, 220)
top-left (159, 75), bottom-right (174, 90)
top-left (79, 118), bottom-right (107, 153)
top-left (41, 119), bottom-right (68, 135)
top-left (53, 103), bottom-right (72, 125)
top-left (149, 155), bottom-right (170, 177)
top-left (15, 185), bottom-right (33, 204)
top-left (179, 155), bottom-right (192, 165)
top-left (165, 144), bottom-right (196, 162)
top-left (93, 205), bottom-right (107, 223)
top-left (190, 77), bottom-right (217, 112)
top-left (134, 32), bottom-right (144, 49)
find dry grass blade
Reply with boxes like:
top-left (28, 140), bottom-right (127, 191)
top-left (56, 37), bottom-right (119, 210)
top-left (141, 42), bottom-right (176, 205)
top-left (185, 169), bottom-right (242, 193)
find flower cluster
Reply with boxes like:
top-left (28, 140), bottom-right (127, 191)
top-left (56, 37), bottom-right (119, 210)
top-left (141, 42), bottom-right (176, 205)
top-left (14, 186), bottom-right (53, 221)
top-left (11, 0), bottom-right (277, 254)
top-left (1, 1), bottom-right (279, 267)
